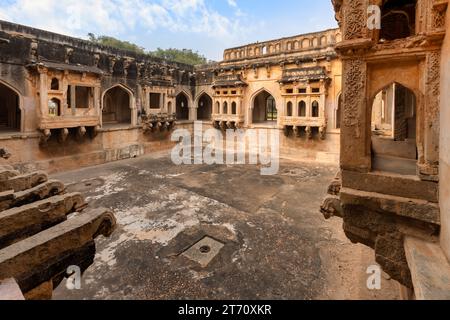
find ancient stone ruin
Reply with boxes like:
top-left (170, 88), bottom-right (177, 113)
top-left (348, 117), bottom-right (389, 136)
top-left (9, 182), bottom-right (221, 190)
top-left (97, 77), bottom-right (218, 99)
top-left (322, 0), bottom-right (450, 299)
top-left (0, 152), bottom-right (116, 299)
top-left (0, 0), bottom-right (449, 301)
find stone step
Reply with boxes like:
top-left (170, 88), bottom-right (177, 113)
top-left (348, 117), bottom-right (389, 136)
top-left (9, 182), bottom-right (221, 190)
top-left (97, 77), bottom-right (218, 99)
top-left (0, 193), bottom-right (86, 250)
top-left (0, 180), bottom-right (65, 211)
top-left (0, 208), bottom-right (116, 296)
top-left (0, 171), bottom-right (48, 193)
top-left (342, 170), bottom-right (439, 203)
top-left (372, 155), bottom-right (417, 176)
top-left (404, 237), bottom-right (450, 300)
top-left (340, 187), bottom-right (440, 226)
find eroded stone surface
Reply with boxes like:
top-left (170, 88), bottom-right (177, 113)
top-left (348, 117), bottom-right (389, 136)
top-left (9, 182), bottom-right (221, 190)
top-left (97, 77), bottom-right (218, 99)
top-left (52, 153), bottom-right (400, 300)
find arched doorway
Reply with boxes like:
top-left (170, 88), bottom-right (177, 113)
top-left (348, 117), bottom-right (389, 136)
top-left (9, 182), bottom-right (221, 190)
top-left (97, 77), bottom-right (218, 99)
top-left (0, 82), bottom-right (21, 132)
top-left (197, 93), bottom-right (212, 121)
top-left (252, 90), bottom-right (277, 124)
top-left (371, 83), bottom-right (417, 175)
top-left (176, 92), bottom-right (189, 121)
top-left (102, 85), bottom-right (132, 126)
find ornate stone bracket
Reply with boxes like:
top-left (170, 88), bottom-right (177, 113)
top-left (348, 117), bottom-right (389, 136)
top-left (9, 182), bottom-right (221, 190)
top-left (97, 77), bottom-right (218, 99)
top-left (141, 113), bottom-right (176, 134)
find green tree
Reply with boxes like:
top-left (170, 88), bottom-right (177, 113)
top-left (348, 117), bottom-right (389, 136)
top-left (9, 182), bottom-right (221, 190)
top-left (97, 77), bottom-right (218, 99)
top-left (87, 33), bottom-right (145, 54)
top-left (149, 48), bottom-right (207, 65)
top-left (87, 34), bottom-right (208, 65)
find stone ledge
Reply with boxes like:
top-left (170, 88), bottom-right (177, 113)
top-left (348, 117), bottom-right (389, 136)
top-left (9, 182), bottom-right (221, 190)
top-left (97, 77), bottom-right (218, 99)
top-left (404, 237), bottom-right (450, 300)
top-left (342, 170), bottom-right (439, 203)
top-left (340, 187), bottom-right (440, 225)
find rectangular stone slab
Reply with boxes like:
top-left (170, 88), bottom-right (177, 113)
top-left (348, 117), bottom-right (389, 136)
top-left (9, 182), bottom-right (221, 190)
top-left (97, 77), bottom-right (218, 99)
top-left (0, 208), bottom-right (116, 292)
top-left (340, 187), bottom-right (440, 225)
top-left (0, 171), bottom-right (48, 193)
top-left (404, 237), bottom-right (450, 300)
top-left (0, 193), bottom-right (85, 249)
top-left (0, 180), bottom-right (65, 211)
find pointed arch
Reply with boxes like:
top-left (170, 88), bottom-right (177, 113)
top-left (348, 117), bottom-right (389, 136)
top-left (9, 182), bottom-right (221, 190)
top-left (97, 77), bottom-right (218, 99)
top-left (251, 88), bottom-right (277, 124)
top-left (370, 82), bottom-right (418, 175)
top-left (196, 92), bottom-right (213, 120)
top-left (101, 83), bottom-right (135, 127)
top-left (0, 80), bottom-right (23, 132)
top-left (176, 91), bottom-right (190, 121)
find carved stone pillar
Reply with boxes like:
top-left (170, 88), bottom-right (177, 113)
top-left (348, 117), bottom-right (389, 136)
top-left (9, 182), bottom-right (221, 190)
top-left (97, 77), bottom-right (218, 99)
top-left (38, 68), bottom-right (48, 120)
top-left (419, 51), bottom-right (441, 179)
top-left (340, 58), bottom-right (370, 172)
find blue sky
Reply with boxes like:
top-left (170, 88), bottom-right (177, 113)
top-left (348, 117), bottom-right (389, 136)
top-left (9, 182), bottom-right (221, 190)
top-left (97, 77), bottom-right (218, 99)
top-left (0, 0), bottom-right (338, 61)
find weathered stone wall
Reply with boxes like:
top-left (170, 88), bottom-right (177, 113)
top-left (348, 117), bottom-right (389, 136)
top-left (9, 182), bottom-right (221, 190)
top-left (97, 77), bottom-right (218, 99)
top-left (325, 0), bottom-right (449, 289)
top-left (440, 8), bottom-right (450, 262)
top-left (0, 128), bottom-right (177, 174)
top-left (0, 20), bottom-right (342, 173)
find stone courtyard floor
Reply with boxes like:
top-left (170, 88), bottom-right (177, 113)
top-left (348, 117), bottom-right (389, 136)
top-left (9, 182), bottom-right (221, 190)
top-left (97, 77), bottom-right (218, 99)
top-left (52, 152), bottom-right (400, 300)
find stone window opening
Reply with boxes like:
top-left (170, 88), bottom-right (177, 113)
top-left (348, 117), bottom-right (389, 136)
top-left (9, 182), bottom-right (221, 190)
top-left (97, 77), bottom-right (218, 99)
top-left (286, 88), bottom-right (294, 94)
top-left (215, 101), bottom-right (220, 114)
top-left (380, 0), bottom-right (417, 41)
top-left (176, 92), bottom-right (189, 121)
top-left (299, 101), bottom-right (307, 117)
top-left (262, 46), bottom-right (267, 55)
top-left (312, 88), bottom-right (320, 93)
top-left (231, 102), bottom-right (237, 115)
top-left (371, 83), bottom-right (417, 175)
top-left (0, 82), bottom-right (21, 132)
top-left (102, 86), bottom-right (132, 126)
top-left (75, 86), bottom-right (92, 109)
top-left (150, 93), bottom-right (161, 110)
top-left (287, 101), bottom-right (293, 117)
top-left (299, 88), bottom-right (307, 94)
top-left (312, 101), bottom-right (320, 118)
top-left (50, 78), bottom-right (59, 91)
top-left (168, 101), bottom-right (173, 114)
top-left (198, 93), bottom-right (212, 121)
top-left (48, 98), bottom-right (61, 117)
top-left (223, 101), bottom-right (228, 115)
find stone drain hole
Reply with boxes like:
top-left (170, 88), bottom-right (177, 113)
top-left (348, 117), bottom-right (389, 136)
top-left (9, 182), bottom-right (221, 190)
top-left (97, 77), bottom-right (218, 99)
top-left (199, 245), bottom-right (211, 254)
top-left (182, 237), bottom-right (225, 268)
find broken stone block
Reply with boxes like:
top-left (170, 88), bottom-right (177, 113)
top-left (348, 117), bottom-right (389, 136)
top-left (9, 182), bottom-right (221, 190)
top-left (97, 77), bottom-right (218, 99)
top-left (0, 208), bottom-right (116, 297)
top-left (0, 163), bottom-right (116, 300)
top-left (0, 193), bottom-right (86, 249)
top-left (0, 180), bottom-right (65, 211)
top-left (0, 171), bottom-right (48, 193)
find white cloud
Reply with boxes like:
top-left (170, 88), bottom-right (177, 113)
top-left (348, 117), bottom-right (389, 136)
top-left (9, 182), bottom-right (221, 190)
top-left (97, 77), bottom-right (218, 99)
top-left (227, 0), bottom-right (237, 7)
top-left (0, 0), bottom-right (251, 43)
